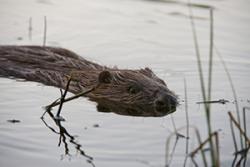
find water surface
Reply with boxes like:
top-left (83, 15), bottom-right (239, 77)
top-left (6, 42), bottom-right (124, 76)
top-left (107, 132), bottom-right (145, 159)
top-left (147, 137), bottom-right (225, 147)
top-left (0, 0), bottom-right (250, 166)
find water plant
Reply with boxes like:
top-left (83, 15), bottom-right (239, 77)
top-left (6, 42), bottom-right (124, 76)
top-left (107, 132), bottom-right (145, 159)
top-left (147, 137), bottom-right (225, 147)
top-left (165, 1), bottom-right (250, 166)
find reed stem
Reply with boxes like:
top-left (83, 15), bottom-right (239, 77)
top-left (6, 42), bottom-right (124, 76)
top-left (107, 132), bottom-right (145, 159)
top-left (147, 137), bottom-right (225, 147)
top-left (215, 47), bottom-right (243, 149)
top-left (207, 8), bottom-right (214, 104)
top-left (187, 1), bottom-right (215, 165)
top-left (183, 78), bottom-right (190, 167)
top-left (43, 16), bottom-right (47, 47)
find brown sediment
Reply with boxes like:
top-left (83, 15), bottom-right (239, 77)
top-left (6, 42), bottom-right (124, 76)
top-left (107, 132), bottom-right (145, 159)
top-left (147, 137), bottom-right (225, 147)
top-left (0, 45), bottom-right (177, 117)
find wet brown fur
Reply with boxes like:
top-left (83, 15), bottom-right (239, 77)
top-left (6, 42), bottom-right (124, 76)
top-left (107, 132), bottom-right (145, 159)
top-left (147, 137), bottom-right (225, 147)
top-left (0, 45), bottom-right (177, 116)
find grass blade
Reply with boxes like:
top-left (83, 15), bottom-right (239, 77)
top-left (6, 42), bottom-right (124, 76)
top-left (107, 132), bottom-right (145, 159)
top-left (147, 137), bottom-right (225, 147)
top-left (183, 78), bottom-right (190, 167)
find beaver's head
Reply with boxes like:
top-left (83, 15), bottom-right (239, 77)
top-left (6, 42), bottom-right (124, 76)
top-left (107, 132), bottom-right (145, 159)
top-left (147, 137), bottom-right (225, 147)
top-left (88, 68), bottom-right (178, 117)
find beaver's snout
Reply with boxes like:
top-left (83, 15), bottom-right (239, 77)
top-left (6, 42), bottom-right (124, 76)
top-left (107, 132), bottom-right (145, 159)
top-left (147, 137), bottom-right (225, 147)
top-left (154, 93), bottom-right (178, 113)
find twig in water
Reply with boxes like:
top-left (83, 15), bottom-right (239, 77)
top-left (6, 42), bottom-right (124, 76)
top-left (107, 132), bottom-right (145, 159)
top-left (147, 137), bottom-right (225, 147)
top-left (41, 109), bottom-right (94, 166)
top-left (228, 110), bottom-right (250, 167)
top-left (190, 132), bottom-right (216, 157)
top-left (41, 98), bottom-right (60, 119)
top-left (44, 76), bottom-right (98, 120)
top-left (46, 85), bottom-right (98, 110)
top-left (196, 99), bottom-right (229, 105)
top-left (214, 132), bottom-right (220, 167)
top-left (228, 112), bottom-right (250, 145)
top-left (55, 77), bottom-right (72, 119)
top-left (229, 113), bottom-right (238, 154)
top-left (236, 147), bottom-right (250, 167)
top-left (192, 127), bottom-right (208, 167)
top-left (7, 119), bottom-right (21, 123)
top-left (229, 108), bottom-right (250, 167)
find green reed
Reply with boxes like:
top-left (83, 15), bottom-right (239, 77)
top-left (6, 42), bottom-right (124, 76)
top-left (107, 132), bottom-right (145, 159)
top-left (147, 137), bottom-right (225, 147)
top-left (215, 47), bottom-right (244, 149)
top-left (164, 1), bottom-right (250, 166)
top-left (183, 78), bottom-right (190, 167)
top-left (187, 1), bottom-right (216, 165)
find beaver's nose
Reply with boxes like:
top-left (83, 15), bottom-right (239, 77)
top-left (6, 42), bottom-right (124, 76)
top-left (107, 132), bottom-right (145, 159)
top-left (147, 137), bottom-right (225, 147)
top-left (154, 93), bottom-right (177, 112)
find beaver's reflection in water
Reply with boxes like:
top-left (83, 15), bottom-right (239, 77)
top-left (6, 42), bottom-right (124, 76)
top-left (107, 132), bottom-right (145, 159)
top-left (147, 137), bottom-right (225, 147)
top-left (95, 98), bottom-right (177, 117)
top-left (41, 109), bottom-right (95, 167)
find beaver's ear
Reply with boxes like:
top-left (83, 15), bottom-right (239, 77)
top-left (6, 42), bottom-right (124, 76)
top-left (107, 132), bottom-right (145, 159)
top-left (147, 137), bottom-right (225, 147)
top-left (98, 70), bottom-right (112, 84)
top-left (140, 68), bottom-right (166, 86)
top-left (139, 67), bottom-right (154, 76)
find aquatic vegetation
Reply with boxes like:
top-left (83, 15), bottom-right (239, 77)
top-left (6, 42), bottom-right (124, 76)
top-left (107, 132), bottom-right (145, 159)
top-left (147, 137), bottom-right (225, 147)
top-left (165, 2), bottom-right (250, 167)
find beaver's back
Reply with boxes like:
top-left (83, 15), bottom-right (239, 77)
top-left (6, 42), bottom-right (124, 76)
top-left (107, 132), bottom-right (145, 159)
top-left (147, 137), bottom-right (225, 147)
top-left (0, 45), bottom-right (103, 89)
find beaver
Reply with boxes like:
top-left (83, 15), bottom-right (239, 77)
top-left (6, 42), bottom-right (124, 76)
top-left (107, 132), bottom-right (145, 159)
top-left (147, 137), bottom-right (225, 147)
top-left (0, 45), bottom-right (178, 117)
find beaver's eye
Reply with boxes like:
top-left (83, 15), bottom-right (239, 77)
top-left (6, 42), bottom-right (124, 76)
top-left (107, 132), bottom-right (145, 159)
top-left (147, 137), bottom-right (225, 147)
top-left (98, 70), bottom-right (112, 84)
top-left (127, 84), bottom-right (141, 94)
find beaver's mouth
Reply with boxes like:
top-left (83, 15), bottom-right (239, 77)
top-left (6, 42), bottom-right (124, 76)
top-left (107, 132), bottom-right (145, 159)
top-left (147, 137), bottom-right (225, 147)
top-left (154, 104), bottom-right (177, 116)
top-left (154, 92), bottom-right (178, 115)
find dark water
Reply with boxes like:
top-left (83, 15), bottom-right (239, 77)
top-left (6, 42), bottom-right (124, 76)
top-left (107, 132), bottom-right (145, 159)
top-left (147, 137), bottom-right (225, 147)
top-left (0, 0), bottom-right (250, 166)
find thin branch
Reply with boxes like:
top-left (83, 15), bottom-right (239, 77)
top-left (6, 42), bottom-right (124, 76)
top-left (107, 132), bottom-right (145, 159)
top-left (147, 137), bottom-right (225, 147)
top-left (41, 109), bottom-right (94, 164)
top-left (56, 77), bottom-right (72, 117)
top-left (196, 99), bottom-right (229, 104)
top-left (229, 113), bottom-right (238, 153)
top-left (46, 85), bottom-right (98, 110)
top-left (190, 132), bottom-right (217, 157)
top-left (214, 132), bottom-right (220, 167)
top-left (228, 112), bottom-right (250, 145)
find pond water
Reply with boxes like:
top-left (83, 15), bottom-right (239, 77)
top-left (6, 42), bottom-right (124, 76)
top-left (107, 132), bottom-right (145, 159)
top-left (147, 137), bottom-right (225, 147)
top-left (0, 0), bottom-right (249, 166)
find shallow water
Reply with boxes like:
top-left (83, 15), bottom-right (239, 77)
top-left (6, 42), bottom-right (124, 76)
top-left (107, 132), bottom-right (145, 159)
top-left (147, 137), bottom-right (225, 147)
top-left (0, 0), bottom-right (250, 166)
